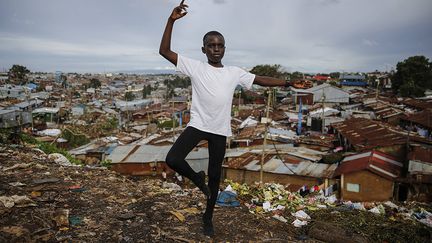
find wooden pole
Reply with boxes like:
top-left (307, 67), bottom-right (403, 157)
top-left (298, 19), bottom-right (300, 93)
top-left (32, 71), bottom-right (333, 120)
top-left (260, 89), bottom-right (272, 185)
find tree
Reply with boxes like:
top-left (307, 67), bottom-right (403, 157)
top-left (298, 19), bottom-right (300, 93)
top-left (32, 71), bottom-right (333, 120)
top-left (290, 71), bottom-right (304, 81)
top-left (142, 85), bottom-right (152, 98)
top-left (329, 72), bottom-right (340, 79)
top-left (392, 55), bottom-right (432, 97)
top-left (89, 78), bottom-right (101, 89)
top-left (125, 92), bottom-right (135, 101)
top-left (61, 74), bottom-right (68, 89)
top-left (8, 64), bottom-right (30, 84)
top-left (250, 64), bottom-right (288, 79)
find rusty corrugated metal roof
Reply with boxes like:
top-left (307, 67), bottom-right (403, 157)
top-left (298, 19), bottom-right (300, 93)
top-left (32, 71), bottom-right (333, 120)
top-left (401, 98), bottom-right (432, 111)
top-left (334, 150), bottom-right (403, 180)
top-left (331, 118), bottom-right (407, 151)
top-left (400, 109), bottom-right (432, 130)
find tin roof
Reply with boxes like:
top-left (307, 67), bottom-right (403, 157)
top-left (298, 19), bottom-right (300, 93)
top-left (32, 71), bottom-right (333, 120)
top-left (223, 151), bottom-right (335, 178)
top-left (331, 118), bottom-right (407, 151)
top-left (108, 145), bottom-right (209, 163)
top-left (334, 150), bottom-right (403, 180)
top-left (400, 109), bottom-right (432, 130)
top-left (401, 98), bottom-right (432, 111)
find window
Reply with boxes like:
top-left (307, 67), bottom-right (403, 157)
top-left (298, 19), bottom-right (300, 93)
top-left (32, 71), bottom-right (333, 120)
top-left (347, 183), bottom-right (360, 192)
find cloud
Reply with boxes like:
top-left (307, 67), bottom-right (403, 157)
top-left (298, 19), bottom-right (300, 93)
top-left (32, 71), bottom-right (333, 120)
top-left (362, 39), bottom-right (379, 47)
top-left (213, 0), bottom-right (227, 4)
top-left (0, 34), bottom-right (156, 58)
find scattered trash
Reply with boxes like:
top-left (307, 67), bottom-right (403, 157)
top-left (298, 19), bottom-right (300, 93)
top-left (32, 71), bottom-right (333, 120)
top-left (292, 219), bottom-right (308, 227)
top-left (48, 153), bottom-right (72, 166)
top-left (69, 185), bottom-right (87, 192)
top-left (181, 207), bottom-right (200, 215)
top-left (8, 182), bottom-right (26, 187)
top-left (0, 195), bottom-right (36, 208)
top-left (170, 210), bottom-right (185, 222)
top-left (369, 205), bottom-right (385, 215)
top-left (292, 210), bottom-right (311, 220)
top-left (69, 216), bottom-right (83, 226)
top-left (272, 214), bottom-right (288, 223)
top-left (216, 191), bottom-right (240, 207)
top-left (54, 209), bottom-right (70, 227)
top-left (162, 182), bottom-right (182, 191)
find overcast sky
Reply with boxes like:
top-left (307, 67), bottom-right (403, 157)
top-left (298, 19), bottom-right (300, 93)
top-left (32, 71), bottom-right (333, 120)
top-left (1, 0), bottom-right (431, 73)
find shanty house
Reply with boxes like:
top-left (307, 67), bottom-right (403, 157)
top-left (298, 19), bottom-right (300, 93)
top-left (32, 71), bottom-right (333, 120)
top-left (333, 150), bottom-right (403, 202)
top-left (222, 146), bottom-right (335, 190)
top-left (107, 145), bottom-right (209, 176)
top-left (305, 83), bottom-right (350, 104)
top-left (0, 109), bottom-right (31, 128)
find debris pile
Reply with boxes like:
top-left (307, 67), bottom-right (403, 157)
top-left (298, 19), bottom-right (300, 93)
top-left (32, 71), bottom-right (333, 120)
top-left (1, 145), bottom-right (431, 242)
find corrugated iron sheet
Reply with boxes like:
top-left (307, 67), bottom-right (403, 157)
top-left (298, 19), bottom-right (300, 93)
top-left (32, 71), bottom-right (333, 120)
top-left (334, 150), bottom-right (402, 180)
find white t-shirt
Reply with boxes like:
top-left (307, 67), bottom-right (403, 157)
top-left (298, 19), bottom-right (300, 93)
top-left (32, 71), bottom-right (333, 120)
top-left (176, 55), bottom-right (255, 137)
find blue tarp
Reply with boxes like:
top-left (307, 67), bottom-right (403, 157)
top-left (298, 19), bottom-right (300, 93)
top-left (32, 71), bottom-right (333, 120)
top-left (216, 191), bottom-right (240, 207)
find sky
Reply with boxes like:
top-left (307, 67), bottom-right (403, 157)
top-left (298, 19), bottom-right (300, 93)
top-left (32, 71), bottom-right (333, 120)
top-left (1, 0), bottom-right (431, 74)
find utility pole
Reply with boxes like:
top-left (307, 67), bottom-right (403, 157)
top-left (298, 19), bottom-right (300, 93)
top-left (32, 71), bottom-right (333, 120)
top-left (260, 88), bottom-right (272, 185)
top-left (321, 89), bottom-right (326, 134)
top-left (172, 101), bottom-right (175, 143)
top-left (375, 79), bottom-right (380, 108)
top-left (238, 89), bottom-right (241, 113)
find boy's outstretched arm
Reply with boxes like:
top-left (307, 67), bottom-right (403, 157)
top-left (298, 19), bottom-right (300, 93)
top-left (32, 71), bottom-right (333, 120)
top-left (159, 0), bottom-right (188, 65)
top-left (253, 75), bottom-right (293, 87)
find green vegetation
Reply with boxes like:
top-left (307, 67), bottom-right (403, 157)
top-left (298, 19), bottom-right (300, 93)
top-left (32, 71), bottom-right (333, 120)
top-left (163, 76), bottom-right (191, 100)
top-left (100, 159), bottom-right (112, 168)
top-left (100, 117), bottom-right (119, 133)
top-left (125, 91), bottom-right (135, 101)
top-left (8, 64), bottom-right (30, 84)
top-left (19, 133), bottom-right (83, 165)
top-left (142, 84), bottom-right (152, 98)
top-left (158, 119), bottom-right (178, 129)
top-left (250, 64), bottom-right (288, 79)
top-left (61, 128), bottom-right (90, 148)
top-left (89, 78), bottom-right (102, 89)
top-left (392, 55), bottom-right (432, 97)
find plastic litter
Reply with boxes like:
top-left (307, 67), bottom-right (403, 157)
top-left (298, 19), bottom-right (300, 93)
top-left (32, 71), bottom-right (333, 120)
top-left (272, 214), bottom-right (288, 223)
top-left (292, 219), bottom-right (308, 227)
top-left (216, 191), bottom-right (240, 207)
top-left (292, 210), bottom-right (311, 220)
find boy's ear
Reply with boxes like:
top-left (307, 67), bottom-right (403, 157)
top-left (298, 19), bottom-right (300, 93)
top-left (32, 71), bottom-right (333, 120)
top-left (201, 47), bottom-right (206, 54)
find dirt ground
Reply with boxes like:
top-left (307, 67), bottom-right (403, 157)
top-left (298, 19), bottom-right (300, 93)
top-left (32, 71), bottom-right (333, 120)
top-left (1, 145), bottom-right (431, 242)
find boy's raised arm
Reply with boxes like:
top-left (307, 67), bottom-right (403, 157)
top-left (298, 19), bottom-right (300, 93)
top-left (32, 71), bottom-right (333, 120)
top-left (254, 75), bottom-right (293, 87)
top-left (159, 0), bottom-right (188, 66)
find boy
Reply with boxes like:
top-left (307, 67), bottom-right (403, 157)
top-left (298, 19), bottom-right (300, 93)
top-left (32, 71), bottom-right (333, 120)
top-left (159, 0), bottom-right (292, 236)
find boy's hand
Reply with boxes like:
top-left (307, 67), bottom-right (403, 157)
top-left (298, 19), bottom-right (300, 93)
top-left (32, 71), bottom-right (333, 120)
top-left (170, 0), bottom-right (188, 21)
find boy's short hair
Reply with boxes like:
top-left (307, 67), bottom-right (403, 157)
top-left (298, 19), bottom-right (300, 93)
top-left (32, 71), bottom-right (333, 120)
top-left (203, 31), bottom-right (224, 45)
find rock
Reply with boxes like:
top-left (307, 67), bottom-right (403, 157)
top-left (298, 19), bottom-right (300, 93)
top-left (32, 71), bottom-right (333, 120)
top-left (48, 153), bottom-right (72, 166)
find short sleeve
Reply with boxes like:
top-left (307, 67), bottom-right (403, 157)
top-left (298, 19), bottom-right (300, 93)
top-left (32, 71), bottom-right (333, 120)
top-left (176, 55), bottom-right (200, 77)
top-left (237, 68), bottom-right (255, 90)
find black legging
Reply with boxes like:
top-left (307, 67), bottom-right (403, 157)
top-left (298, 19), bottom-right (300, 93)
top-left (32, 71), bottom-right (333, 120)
top-left (165, 126), bottom-right (226, 221)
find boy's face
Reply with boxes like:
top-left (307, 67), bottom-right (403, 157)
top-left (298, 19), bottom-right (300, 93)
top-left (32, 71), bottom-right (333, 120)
top-left (202, 35), bottom-right (225, 66)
